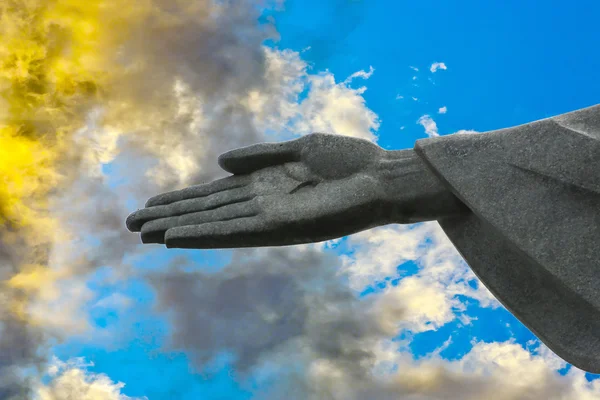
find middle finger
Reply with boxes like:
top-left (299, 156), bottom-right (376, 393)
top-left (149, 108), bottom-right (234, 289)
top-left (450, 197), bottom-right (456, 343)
top-left (140, 199), bottom-right (260, 243)
top-left (127, 186), bottom-right (254, 232)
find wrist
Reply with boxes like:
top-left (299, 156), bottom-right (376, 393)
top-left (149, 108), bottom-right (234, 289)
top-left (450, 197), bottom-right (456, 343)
top-left (376, 149), bottom-right (468, 223)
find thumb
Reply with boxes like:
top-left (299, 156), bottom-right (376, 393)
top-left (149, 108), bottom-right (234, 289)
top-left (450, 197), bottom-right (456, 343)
top-left (217, 136), bottom-right (305, 174)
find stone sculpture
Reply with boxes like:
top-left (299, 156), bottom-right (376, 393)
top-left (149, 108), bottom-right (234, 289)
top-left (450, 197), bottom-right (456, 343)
top-left (126, 104), bottom-right (600, 373)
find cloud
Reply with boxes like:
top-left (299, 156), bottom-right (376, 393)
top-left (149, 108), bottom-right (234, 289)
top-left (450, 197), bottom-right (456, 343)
top-left (341, 222), bottom-right (499, 322)
top-left (438, 106), bottom-right (448, 114)
top-left (454, 129), bottom-right (480, 135)
top-left (92, 293), bottom-right (133, 310)
top-left (149, 245), bottom-right (404, 373)
top-left (1, 8), bottom-right (384, 392)
top-left (242, 49), bottom-right (380, 143)
top-left (418, 114), bottom-right (480, 138)
top-left (36, 357), bottom-right (146, 400)
top-left (148, 224), bottom-right (600, 400)
top-left (292, 71), bottom-right (380, 141)
top-left (430, 62), bottom-right (448, 73)
top-left (0, 0), bottom-right (290, 391)
top-left (301, 338), bottom-right (600, 400)
top-left (0, 311), bottom-right (46, 399)
top-left (345, 65), bottom-right (375, 82)
top-left (417, 114), bottom-right (440, 137)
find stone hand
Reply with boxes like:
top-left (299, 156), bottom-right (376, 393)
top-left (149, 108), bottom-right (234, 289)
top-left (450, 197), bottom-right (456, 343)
top-left (125, 133), bottom-right (467, 249)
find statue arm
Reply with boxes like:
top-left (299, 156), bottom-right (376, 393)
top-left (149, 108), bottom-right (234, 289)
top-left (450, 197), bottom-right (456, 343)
top-left (376, 148), bottom-right (470, 224)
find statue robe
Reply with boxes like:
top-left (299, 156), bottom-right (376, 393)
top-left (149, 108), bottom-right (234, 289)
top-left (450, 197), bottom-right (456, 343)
top-left (414, 104), bottom-right (600, 373)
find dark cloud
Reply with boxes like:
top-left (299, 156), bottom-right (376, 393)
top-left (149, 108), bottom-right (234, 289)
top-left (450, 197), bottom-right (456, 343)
top-left (149, 245), bottom-right (407, 396)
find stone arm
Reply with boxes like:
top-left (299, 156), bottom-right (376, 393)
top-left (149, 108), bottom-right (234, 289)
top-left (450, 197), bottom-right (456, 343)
top-left (126, 133), bottom-right (470, 249)
top-left (374, 148), bottom-right (469, 223)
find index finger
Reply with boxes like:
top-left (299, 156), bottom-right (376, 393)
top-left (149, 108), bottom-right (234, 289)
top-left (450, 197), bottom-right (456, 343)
top-left (145, 174), bottom-right (251, 207)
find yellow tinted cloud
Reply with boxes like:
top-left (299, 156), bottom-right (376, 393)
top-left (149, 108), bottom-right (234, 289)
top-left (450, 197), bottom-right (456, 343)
top-left (0, 0), bottom-right (149, 324)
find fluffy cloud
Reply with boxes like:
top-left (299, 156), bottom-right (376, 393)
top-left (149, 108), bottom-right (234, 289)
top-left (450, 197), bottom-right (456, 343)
top-left (0, 0), bottom-right (307, 392)
top-left (439, 106), bottom-right (448, 114)
top-left (36, 358), bottom-right (145, 400)
top-left (22, 34), bottom-right (384, 397)
top-left (430, 62), bottom-right (448, 73)
top-left (291, 65), bottom-right (380, 141)
top-left (242, 49), bottom-right (380, 143)
top-left (149, 225), bottom-right (600, 399)
top-left (342, 222), bottom-right (499, 329)
top-left (297, 338), bottom-right (600, 400)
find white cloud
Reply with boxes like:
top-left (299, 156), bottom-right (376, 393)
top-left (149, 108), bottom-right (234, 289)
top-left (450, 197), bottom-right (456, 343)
top-left (340, 221), bottom-right (498, 332)
top-left (36, 357), bottom-right (146, 400)
top-left (410, 66), bottom-right (419, 72)
top-left (290, 66), bottom-right (381, 141)
top-left (242, 48), bottom-right (380, 143)
top-left (340, 224), bottom-right (428, 291)
top-left (396, 94), bottom-right (404, 100)
top-left (376, 276), bottom-right (460, 333)
top-left (93, 293), bottom-right (132, 310)
top-left (454, 129), bottom-right (480, 135)
top-left (438, 106), bottom-right (447, 114)
top-left (417, 114), bottom-right (440, 137)
top-left (430, 62), bottom-right (448, 73)
top-left (458, 314), bottom-right (477, 327)
top-left (418, 114), bottom-right (480, 138)
top-left (288, 335), bottom-right (600, 400)
top-left (345, 65), bottom-right (375, 82)
top-left (366, 340), bottom-right (600, 400)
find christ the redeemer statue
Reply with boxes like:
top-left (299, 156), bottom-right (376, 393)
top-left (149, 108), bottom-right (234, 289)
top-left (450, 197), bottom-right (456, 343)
top-left (126, 104), bottom-right (600, 374)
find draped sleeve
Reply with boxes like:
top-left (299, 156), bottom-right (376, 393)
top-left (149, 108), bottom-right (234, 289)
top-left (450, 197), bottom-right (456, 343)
top-left (413, 104), bottom-right (600, 373)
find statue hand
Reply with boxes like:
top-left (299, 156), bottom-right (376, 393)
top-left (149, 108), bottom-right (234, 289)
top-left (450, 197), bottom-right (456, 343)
top-left (125, 133), bottom-right (393, 248)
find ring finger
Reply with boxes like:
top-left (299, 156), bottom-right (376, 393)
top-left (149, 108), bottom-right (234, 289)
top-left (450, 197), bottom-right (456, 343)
top-left (140, 199), bottom-right (260, 244)
top-left (127, 186), bottom-right (254, 232)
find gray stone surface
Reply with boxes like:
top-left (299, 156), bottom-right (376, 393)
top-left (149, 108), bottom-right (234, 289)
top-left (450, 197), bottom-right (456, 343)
top-left (126, 103), bottom-right (600, 373)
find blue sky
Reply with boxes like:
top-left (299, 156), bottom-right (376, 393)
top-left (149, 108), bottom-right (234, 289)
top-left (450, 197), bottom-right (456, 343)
top-left (41, 1), bottom-right (600, 398)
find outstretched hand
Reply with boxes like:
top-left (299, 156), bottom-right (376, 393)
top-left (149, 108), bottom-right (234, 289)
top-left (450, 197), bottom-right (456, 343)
top-left (126, 133), bottom-right (393, 249)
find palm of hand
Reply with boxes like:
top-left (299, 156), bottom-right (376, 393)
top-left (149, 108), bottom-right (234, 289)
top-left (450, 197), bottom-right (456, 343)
top-left (126, 133), bottom-right (389, 248)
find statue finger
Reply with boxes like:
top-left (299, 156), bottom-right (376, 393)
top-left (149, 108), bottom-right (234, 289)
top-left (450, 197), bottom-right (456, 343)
top-left (164, 216), bottom-right (272, 249)
top-left (140, 200), bottom-right (260, 244)
top-left (126, 185), bottom-right (253, 232)
top-left (144, 174), bottom-right (251, 207)
top-left (217, 136), bottom-right (306, 174)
